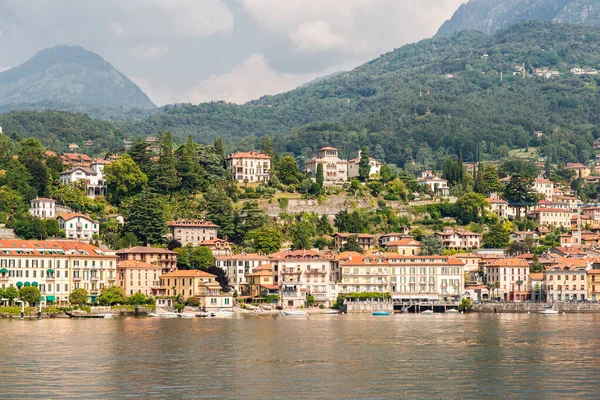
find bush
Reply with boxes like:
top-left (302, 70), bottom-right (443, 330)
top-left (319, 304), bottom-right (325, 309)
top-left (185, 297), bottom-right (201, 307)
top-left (174, 304), bottom-right (185, 313)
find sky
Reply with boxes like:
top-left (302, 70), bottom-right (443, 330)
top-left (0, 0), bottom-right (467, 106)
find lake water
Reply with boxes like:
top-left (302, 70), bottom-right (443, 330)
top-left (1, 313), bottom-right (600, 399)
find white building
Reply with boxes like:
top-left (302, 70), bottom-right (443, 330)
top-left (347, 150), bottom-right (382, 179)
top-left (58, 213), bottom-right (99, 240)
top-left (59, 161), bottom-right (107, 198)
top-left (166, 220), bottom-right (219, 247)
top-left (418, 170), bottom-right (449, 196)
top-left (533, 178), bottom-right (554, 201)
top-left (486, 258), bottom-right (531, 301)
top-left (435, 227), bottom-right (482, 249)
top-left (30, 198), bottom-right (56, 219)
top-left (226, 151), bottom-right (271, 183)
top-left (0, 239), bottom-right (117, 304)
top-left (304, 147), bottom-right (348, 184)
top-left (271, 250), bottom-right (335, 307)
top-left (544, 264), bottom-right (589, 302)
top-left (214, 253), bottom-right (271, 292)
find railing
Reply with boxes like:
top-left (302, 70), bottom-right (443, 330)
top-left (90, 276), bottom-right (99, 282)
top-left (282, 269), bottom-right (301, 275)
top-left (0, 276), bottom-right (8, 282)
top-left (73, 276), bottom-right (81, 281)
top-left (45, 276), bottom-right (55, 281)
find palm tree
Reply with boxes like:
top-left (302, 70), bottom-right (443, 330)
top-left (486, 282), bottom-right (494, 302)
top-left (493, 281), bottom-right (501, 301)
top-left (516, 280), bottom-right (523, 302)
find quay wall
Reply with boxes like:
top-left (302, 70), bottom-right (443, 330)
top-left (472, 302), bottom-right (600, 313)
top-left (343, 300), bottom-right (393, 313)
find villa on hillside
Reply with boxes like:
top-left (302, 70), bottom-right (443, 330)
top-left (347, 150), bottom-right (382, 179)
top-left (305, 146), bottom-right (348, 184)
top-left (166, 219), bottom-right (219, 247)
top-left (417, 170), bottom-right (449, 196)
top-left (226, 151), bottom-right (271, 183)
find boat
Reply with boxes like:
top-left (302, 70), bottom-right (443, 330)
top-left (179, 313), bottom-right (197, 318)
top-left (283, 310), bottom-right (308, 316)
top-left (421, 309), bottom-right (434, 315)
top-left (65, 311), bottom-right (110, 319)
top-left (325, 310), bottom-right (340, 314)
top-left (210, 309), bottom-right (236, 318)
top-left (539, 305), bottom-right (559, 315)
top-left (148, 312), bottom-right (179, 318)
top-left (372, 311), bottom-right (391, 316)
top-left (445, 309), bottom-right (459, 314)
top-left (103, 313), bottom-right (116, 318)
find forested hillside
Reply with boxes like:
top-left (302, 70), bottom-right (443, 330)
top-left (125, 22), bottom-right (600, 166)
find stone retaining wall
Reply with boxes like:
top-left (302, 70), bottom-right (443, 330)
top-left (343, 300), bottom-right (393, 313)
top-left (472, 302), bottom-right (600, 313)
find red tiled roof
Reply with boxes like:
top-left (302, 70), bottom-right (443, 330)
top-left (118, 260), bottom-right (161, 269)
top-left (116, 246), bottom-right (177, 255)
top-left (161, 270), bottom-right (216, 278)
top-left (58, 213), bottom-right (95, 222)
top-left (166, 220), bottom-right (220, 228)
top-left (226, 151), bottom-right (270, 160)
top-left (0, 240), bottom-right (114, 258)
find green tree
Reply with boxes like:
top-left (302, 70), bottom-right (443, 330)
top-left (18, 138), bottom-right (48, 196)
top-left (503, 174), bottom-right (537, 218)
top-left (0, 186), bottom-right (26, 224)
top-left (291, 220), bottom-right (315, 250)
top-left (316, 163), bottom-right (324, 189)
top-left (149, 131), bottom-right (178, 194)
top-left (205, 187), bottom-right (235, 239)
top-left (0, 159), bottom-right (36, 202)
top-left (176, 245), bottom-right (215, 270)
top-left (234, 201), bottom-right (268, 243)
top-left (261, 135), bottom-right (274, 158)
top-left (420, 235), bottom-right (444, 255)
top-left (44, 219), bottom-right (60, 237)
top-left (127, 138), bottom-right (151, 174)
top-left (483, 223), bottom-right (510, 248)
top-left (245, 227), bottom-right (282, 254)
top-left (69, 288), bottom-right (89, 305)
top-left (104, 154), bottom-right (148, 204)
top-left (97, 286), bottom-right (127, 306)
top-left (455, 192), bottom-right (489, 224)
top-left (125, 190), bottom-right (167, 245)
top-left (358, 147), bottom-right (371, 181)
top-left (0, 132), bottom-right (12, 162)
top-left (176, 135), bottom-right (205, 194)
top-left (4, 286), bottom-right (18, 305)
top-left (387, 178), bottom-right (409, 201)
top-left (19, 286), bottom-right (41, 304)
top-left (499, 160), bottom-right (539, 179)
top-left (342, 234), bottom-right (364, 253)
top-left (379, 164), bottom-right (395, 183)
top-left (334, 210), bottom-right (368, 233)
top-left (316, 214), bottom-right (333, 235)
top-left (277, 155), bottom-right (301, 185)
top-left (128, 292), bottom-right (152, 305)
top-left (13, 215), bottom-right (47, 239)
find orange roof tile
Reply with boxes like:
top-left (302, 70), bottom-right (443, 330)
top-left (161, 270), bottom-right (216, 278)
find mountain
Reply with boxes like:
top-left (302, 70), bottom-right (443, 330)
top-left (0, 45), bottom-right (156, 119)
top-left (436, 0), bottom-right (600, 36)
top-left (123, 22), bottom-right (600, 167)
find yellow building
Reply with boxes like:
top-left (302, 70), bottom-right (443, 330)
top-left (242, 264), bottom-right (279, 298)
top-left (117, 260), bottom-right (162, 296)
top-left (587, 270), bottom-right (600, 301)
top-left (159, 270), bottom-right (233, 310)
top-left (383, 237), bottom-right (422, 255)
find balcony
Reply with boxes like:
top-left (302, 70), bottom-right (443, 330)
top-left (107, 277), bottom-right (116, 282)
top-left (73, 276), bottom-right (81, 282)
top-left (0, 276), bottom-right (8, 282)
top-left (45, 276), bottom-right (55, 281)
top-left (90, 276), bottom-right (99, 282)
top-left (282, 269), bottom-right (301, 275)
top-left (306, 269), bottom-right (326, 275)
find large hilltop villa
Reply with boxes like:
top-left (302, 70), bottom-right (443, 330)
top-left (304, 146), bottom-right (382, 184)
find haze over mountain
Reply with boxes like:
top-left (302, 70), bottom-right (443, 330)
top-left (436, 0), bottom-right (600, 36)
top-left (0, 45), bottom-right (156, 119)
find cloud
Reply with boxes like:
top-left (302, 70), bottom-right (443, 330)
top-left (130, 45), bottom-right (169, 59)
top-left (290, 20), bottom-right (346, 52)
top-left (187, 54), bottom-right (340, 104)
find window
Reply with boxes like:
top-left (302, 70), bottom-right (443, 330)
top-left (210, 298), bottom-right (217, 304)
top-left (225, 298), bottom-right (230, 305)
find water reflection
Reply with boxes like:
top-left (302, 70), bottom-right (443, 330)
top-left (1, 314), bottom-right (599, 398)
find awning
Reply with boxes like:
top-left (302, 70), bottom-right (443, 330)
top-left (24, 282), bottom-right (31, 287)
top-left (46, 296), bottom-right (56, 301)
top-left (32, 282), bottom-right (38, 287)
top-left (46, 268), bottom-right (54, 274)
top-left (0, 268), bottom-right (8, 273)
top-left (16, 282), bottom-right (23, 287)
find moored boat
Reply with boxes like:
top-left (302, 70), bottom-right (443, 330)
top-left (283, 310), bottom-right (308, 316)
top-left (539, 305), bottom-right (559, 315)
top-left (179, 313), bottom-right (197, 318)
top-left (421, 309), bottom-right (434, 315)
top-left (210, 309), bottom-right (236, 318)
top-left (372, 311), bottom-right (391, 316)
top-left (445, 309), bottom-right (459, 314)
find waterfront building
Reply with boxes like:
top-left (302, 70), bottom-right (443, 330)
top-left (529, 273), bottom-right (545, 302)
top-left (226, 151), bottom-right (271, 183)
top-left (544, 262), bottom-right (589, 302)
top-left (158, 270), bottom-right (233, 310)
top-left (214, 253), bottom-right (271, 292)
top-left (435, 227), bottom-right (482, 249)
top-left (347, 150), bottom-right (381, 179)
top-left (116, 246), bottom-right (177, 275)
top-left (241, 264), bottom-right (279, 299)
top-left (304, 146), bottom-right (348, 184)
top-left (117, 260), bottom-right (162, 296)
top-left (58, 213), bottom-right (99, 240)
top-left (454, 253), bottom-right (483, 284)
top-left (166, 219), bottom-right (219, 247)
top-left (0, 240), bottom-right (117, 303)
top-left (334, 251), bottom-right (390, 295)
top-left (485, 258), bottom-right (531, 301)
top-left (29, 198), bottom-right (56, 219)
top-left (587, 270), bottom-right (600, 301)
top-left (271, 250), bottom-right (335, 308)
top-left (333, 233), bottom-right (376, 251)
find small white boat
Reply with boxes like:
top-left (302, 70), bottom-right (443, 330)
top-left (445, 309), bottom-right (459, 314)
top-left (325, 310), bottom-right (340, 314)
top-left (283, 310), bottom-right (308, 316)
top-left (539, 306), bottom-right (559, 315)
top-left (210, 309), bottom-right (236, 318)
top-left (148, 312), bottom-right (179, 318)
top-left (103, 313), bottom-right (116, 318)
top-left (421, 309), bottom-right (434, 315)
top-left (179, 313), bottom-right (197, 318)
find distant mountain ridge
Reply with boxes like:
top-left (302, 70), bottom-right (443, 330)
top-left (0, 45), bottom-right (156, 118)
top-left (436, 0), bottom-right (600, 36)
